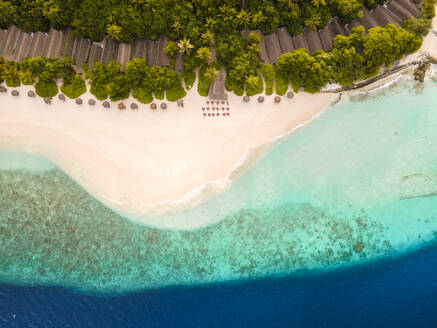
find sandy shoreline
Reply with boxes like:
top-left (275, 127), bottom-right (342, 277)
top-left (1, 12), bottom-right (437, 229)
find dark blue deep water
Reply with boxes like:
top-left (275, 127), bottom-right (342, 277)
top-left (0, 240), bottom-right (436, 328)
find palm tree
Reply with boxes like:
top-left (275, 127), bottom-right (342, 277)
top-left (235, 10), bottom-right (251, 28)
top-left (304, 14), bottom-right (321, 31)
top-left (201, 30), bottom-right (215, 46)
top-left (172, 20), bottom-right (183, 36)
top-left (245, 75), bottom-right (260, 90)
top-left (311, 0), bottom-right (326, 8)
top-left (197, 47), bottom-right (211, 62)
top-left (251, 11), bottom-right (266, 29)
top-left (177, 38), bottom-right (194, 55)
top-left (205, 67), bottom-right (220, 83)
top-left (205, 17), bottom-right (217, 31)
top-left (106, 24), bottom-right (122, 40)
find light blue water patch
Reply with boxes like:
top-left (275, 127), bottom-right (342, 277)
top-left (0, 152), bottom-right (55, 171)
top-left (0, 79), bottom-right (436, 293)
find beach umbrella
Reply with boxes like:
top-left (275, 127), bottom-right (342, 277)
top-left (177, 99), bottom-right (184, 107)
top-left (118, 103), bottom-right (126, 110)
top-left (243, 95), bottom-right (250, 102)
top-left (44, 97), bottom-right (52, 105)
top-left (11, 90), bottom-right (19, 96)
top-left (58, 94), bottom-right (66, 101)
top-left (27, 90), bottom-right (36, 97)
top-left (274, 96), bottom-right (281, 103)
top-left (161, 103), bottom-right (167, 110)
top-left (150, 103), bottom-right (157, 110)
top-left (130, 103), bottom-right (138, 110)
top-left (0, 86), bottom-right (7, 93)
top-left (88, 99), bottom-right (96, 105)
top-left (75, 98), bottom-right (83, 105)
top-left (287, 91), bottom-right (294, 99)
top-left (103, 101), bottom-right (110, 108)
top-left (257, 96), bottom-right (264, 103)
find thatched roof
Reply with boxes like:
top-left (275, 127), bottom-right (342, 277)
top-left (209, 69), bottom-right (227, 100)
top-left (14, 32), bottom-right (33, 62)
top-left (347, 19), bottom-right (363, 33)
top-left (130, 39), bottom-right (146, 60)
top-left (101, 38), bottom-right (119, 64)
top-left (175, 52), bottom-right (184, 72)
top-left (44, 28), bottom-right (63, 58)
top-left (277, 27), bottom-right (294, 54)
top-left (265, 32), bottom-right (282, 63)
top-left (72, 37), bottom-right (90, 68)
top-left (157, 36), bottom-right (171, 67)
top-left (117, 43), bottom-right (131, 71)
top-left (360, 8), bottom-right (379, 31)
top-left (60, 29), bottom-right (78, 59)
top-left (329, 16), bottom-right (349, 36)
top-left (304, 30), bottom-right (323, 54)
top-left (28, 31), bottom-right (48, 58)
top-left (0, 29), bottom-right (7, 55)
top-left (146, 40), bottom-right (158, 66)
top-left (253, 30), bottom-right (269, 64)
top-left (387, 0), bottom-right (415, 20)
top-left (373, 6), bottom-right (401, 27)
top-left (292, 34), bottom-right (310, 54)
top-left (88, 43), bottom-right (103, 65)
top-left (2, 25), bottom-right (21, 59)
top-left (318, 27), bottom-right (334, 53)
top-left (393, 0), bottom-right (420, 17)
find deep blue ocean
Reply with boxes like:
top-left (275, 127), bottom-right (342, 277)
top-left (1, 239), bottom-right (436, 328)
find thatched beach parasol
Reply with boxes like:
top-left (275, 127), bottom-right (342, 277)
top-left (58, 93), bottom-right (66, 101)
top-left (150, 103), bottom-right (157, 110)
top-left (130, 103), bottom-right (138, 110)
top-left (160, 103), bottom-right (167, 110)
top-left (177, 99), bottom-right (183, 107)
top-left (103, 101), bottom-right (110, 108)
top-left (274, 96), bottom-right (281, 103)
top-left (88, 99), bottom-right (96, 105)
top-left (118, 103), bottom-right (126, 110)
top-left (287, 91), bottom-right (294, 99)
top-left (0, 86), bottom-right (7, 93)
top-left (243, 95), bottom-right (250, 102)
top-left (27, 90), bottom-right (36, 97)
top-left (11, 90), bottom-right (19, 96)
top-left (257, 96), bottom-right (264, 103)
top-left (75, 98), bottom-right (83, 105)
top-left (44, 97), bottom-right (52, 104)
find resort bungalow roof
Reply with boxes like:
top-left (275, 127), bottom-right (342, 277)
top-left (117, 43), bottom-right (132, 71)
top-left (72, 37), bottom-right (90, 68)
top-left (318, 26), bottom-right (334, 52)
top-left (28, 31), bottom-right (48, 58)
top-left (175, 52), bottom-right (184, 72)
top-left (101, 38), bottom-right (119, 64)
top-left (88, 43), bottom-right (103, 66)
top-left (387, 0), bottom-right (415, 20)
top-left (304, 29), bottom-right (323, 54)
top-left (393, 0), bottom-right (420, 17)
top-left (60, 29), bottom-right (78, 59)
top-left (372, 6), bottom-right (401, 27)
top-left (43, 28), bottom-right (63, 59)
top-left (2, 25), bottom-right (22, 59)
top-left (265, 32), bottom-right (282, 63)
top-left (292, 34), bottom-right (310, 54)
top-left (130, 39), bottom-right (146, 60)
top-left (14, 32), bottom-right (33, 62)
top-left (157, 35), bottom-right (171, 67)
top-left (329, 16), bottom-right (349, 36)
top-left (277, 27), bottom-right (294, 54)
top-left (252, 30), bottom-right (269, 64)
top-left (209, 69), bottom-right (227, 101)
top-left (146, 40), bottom-right (158, 66)
top-left (360, 8), bottom-right (379, 31)
top-left (0, 29), bottom-right (7, 54)
top-left (347, 19), bottom-right (363, 33)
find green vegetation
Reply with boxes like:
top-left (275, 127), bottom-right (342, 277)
top-left (35, 78), bottom-right (58, 98)
top-left (61, 75), bottom-right (87, 99)
top-left (263, 64), bottom-right (275, 96)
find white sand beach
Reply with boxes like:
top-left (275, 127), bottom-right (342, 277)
top-left (1, 11), bottom-right (437, 229)
top-left (0, 83), bottom-right (332, 228)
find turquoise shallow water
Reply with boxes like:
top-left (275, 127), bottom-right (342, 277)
top-left (0, 79), bottom-right (437, 293)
